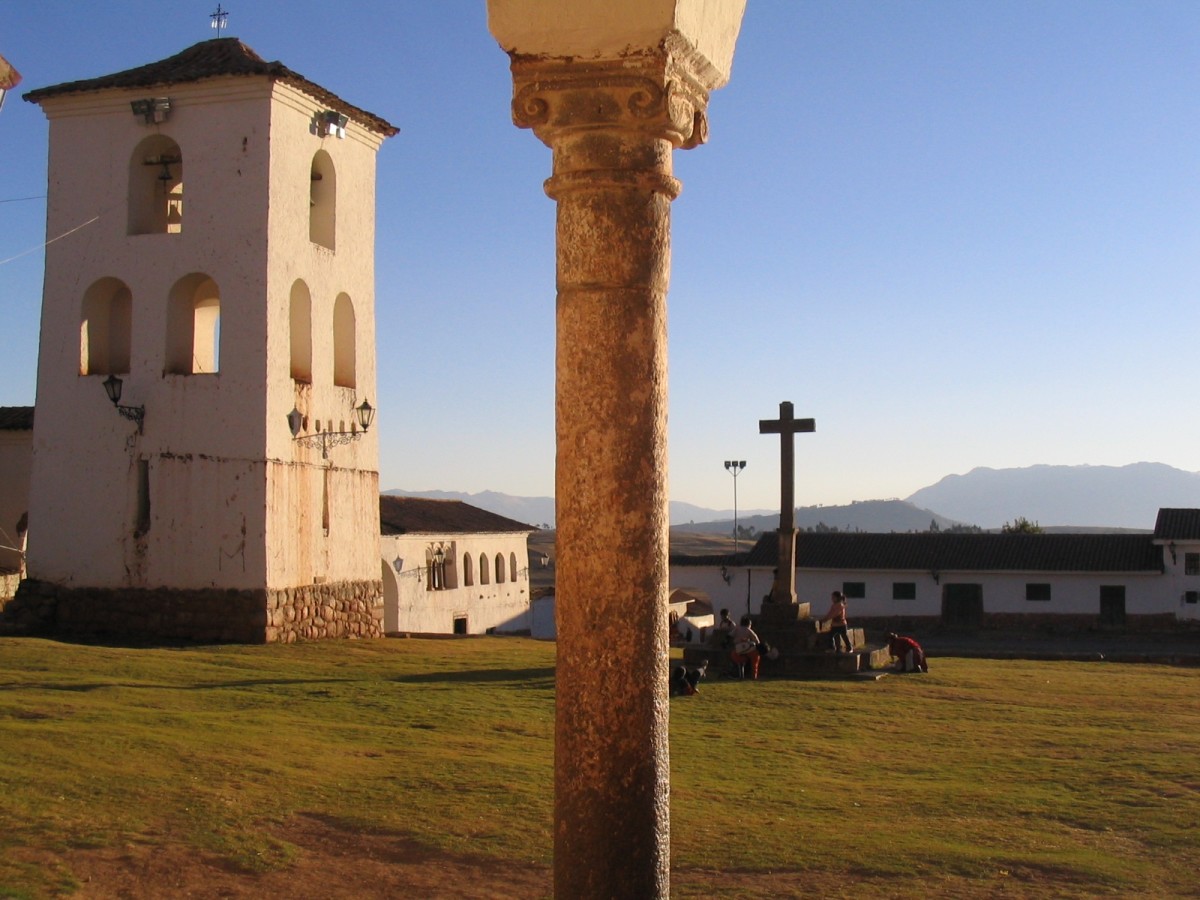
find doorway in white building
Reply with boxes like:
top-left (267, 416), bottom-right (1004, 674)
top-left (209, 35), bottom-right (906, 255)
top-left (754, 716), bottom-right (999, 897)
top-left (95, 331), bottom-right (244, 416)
top-left (942, 583), bottom-right (983, 629)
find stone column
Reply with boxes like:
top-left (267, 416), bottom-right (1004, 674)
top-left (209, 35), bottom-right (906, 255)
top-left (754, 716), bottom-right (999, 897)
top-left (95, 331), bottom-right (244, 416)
top-left (488, 3), bottom-right (744, 897)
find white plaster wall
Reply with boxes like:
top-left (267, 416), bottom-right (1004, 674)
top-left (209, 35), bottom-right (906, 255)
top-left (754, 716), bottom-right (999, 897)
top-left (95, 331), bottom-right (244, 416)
top-left (28, 83), bottom-right (277, 587)
top-left (1162, 539), bottom-right (1200, 621)
top-left (794, 570), bottom-right (1173, 618)
top-left (27, 76), bottom-right (388, 593)
top-left (381, 532), bottom-right (532, 635)
top-left (668, 566), bottom-right (757, 620)
top-left (263, 81), bottom-right (385, 590)
top-left (531, 594), bottom-right (556, 639)
top-left (672, 563), bottom-right (1188, 621)
top-left (0, 430), bottom-right (31, 572)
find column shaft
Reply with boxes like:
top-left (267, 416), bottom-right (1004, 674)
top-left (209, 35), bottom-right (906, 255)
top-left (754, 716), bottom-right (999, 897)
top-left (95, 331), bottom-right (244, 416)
top-left (550, 128), bottom-right (675, 898)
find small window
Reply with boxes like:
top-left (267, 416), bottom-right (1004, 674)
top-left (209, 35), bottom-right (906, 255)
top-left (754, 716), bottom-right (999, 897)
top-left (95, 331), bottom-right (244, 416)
top-left (1185, 553), bottom-right (1199, 576)
top-left (332, 293), bottom-right (356, 388)
top-left (426, 549), bottom-right (447, 591)
top-left (463, 553), bottom-right (473, 587)
top-left (510, 552), bottom-right (519, 581)
top-left (892, 582), bottom-right (916, 601)
top-left (289, 280), bottom-right (312, 383)
top-left (80, 278), bottom-right (132, 375)
top-left (495, 553), bottom-right (506, 584)
top-left (165, 274), bottom-right (220, 375)
top-left (842, 582), bottom-right (865, 599)
top-left (1185, 591), bottom-right (1199, 605)
top-left (479, 555), bottom-right (489, 585)
top-left (1026, 583), bottom-right (1052, 602)
top-left (129, 135), bottom-right (183, 235)
top-left (309, 149), bottom-right (336, 249)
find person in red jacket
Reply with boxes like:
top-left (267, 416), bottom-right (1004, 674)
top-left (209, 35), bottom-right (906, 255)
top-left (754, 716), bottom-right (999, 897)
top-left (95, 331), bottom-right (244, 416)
top-left (886, 632), bottom-right (929, 673)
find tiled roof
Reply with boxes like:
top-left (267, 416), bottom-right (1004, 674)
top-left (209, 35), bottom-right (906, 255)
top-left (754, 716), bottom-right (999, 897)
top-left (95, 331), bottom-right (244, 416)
top-left (703, 530), bottom-right (1165, 574)
top-left (1154, 508), bottom-right (1200, 541)
top-left (0, 407), bottom-right (34, 430)
top-left (24, 38), bottom-right (398, 137)
top-left (667, 552), bottom-right (743, 567)
top-left (379, 495), bottom-right (534, 536)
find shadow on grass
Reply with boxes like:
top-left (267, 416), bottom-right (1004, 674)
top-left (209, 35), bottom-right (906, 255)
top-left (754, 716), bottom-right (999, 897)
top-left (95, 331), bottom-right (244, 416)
top-left (390, 667), bottom-right (555, 686)
top-left (0, 677), bottom-right (357, 692)
top-left (1, 670), bottom-right (558, 692)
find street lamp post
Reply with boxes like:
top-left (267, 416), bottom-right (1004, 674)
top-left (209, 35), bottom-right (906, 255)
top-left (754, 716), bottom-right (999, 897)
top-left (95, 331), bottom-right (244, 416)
top-left (725, 460), bottom-right (747, 615)
top-left (724, 460), bottom-right (746, 554)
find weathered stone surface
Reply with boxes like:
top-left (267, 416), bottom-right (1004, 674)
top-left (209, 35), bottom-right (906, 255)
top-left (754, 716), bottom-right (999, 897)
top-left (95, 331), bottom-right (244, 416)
top-left (0, 578), bottom-right (383, 643)
top-left (491, 2), bottom-right (745, 891)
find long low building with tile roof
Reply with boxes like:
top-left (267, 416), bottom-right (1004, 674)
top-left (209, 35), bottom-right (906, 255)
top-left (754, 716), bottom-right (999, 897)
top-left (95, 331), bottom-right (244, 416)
top-left (379, 495), bottom-right (536, 636)
top-left (0, 407), bottom-right (33, 578)
top-left (670, 508), bottom-right (1200, 631)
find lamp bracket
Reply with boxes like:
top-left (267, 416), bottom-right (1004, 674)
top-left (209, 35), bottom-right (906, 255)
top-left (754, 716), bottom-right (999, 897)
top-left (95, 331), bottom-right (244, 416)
top-left (293, 429), bottom-right (362, 460)
top-left (116, 403), bottom-right (145, 433)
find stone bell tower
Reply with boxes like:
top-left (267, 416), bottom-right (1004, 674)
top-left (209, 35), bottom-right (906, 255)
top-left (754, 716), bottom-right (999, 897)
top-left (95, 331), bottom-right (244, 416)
top-left (17, 38), bottom-right (397, 642)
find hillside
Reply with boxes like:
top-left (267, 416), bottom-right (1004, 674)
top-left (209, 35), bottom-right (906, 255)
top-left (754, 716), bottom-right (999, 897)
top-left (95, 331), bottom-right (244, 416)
top-left (386, 462), bottom-right (1200, 534)
top-left (383, 489), bottom-right (772, 529)
top-left (906, 462), bottom-right (1200, 530)
top-left (670, 499), bottom-right (960, 537)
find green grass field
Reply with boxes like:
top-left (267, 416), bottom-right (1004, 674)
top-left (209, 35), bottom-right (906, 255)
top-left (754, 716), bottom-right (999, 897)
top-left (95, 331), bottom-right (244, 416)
top-left (1, 636), bottom-right (1197, 898)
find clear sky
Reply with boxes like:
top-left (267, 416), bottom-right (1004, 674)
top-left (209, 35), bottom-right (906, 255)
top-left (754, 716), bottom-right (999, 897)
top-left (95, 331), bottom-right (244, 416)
top-left (2, 2), bottom-right (1197, 513)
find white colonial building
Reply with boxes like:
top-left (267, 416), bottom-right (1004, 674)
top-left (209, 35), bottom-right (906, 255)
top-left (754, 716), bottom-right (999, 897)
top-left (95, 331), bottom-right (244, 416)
top-left (0, 407), bottom-right (33, 590)
top-left (12, 38), bottom-right (396, 641)
top-left (379, 495), bottom-right (534, 636)
top-left (670, 508), bottom-right (1200, 630)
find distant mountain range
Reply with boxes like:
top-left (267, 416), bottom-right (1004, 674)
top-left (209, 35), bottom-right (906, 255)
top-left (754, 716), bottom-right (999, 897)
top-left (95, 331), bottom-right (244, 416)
top-left (385, 462), bottom-right (1200, 532)
top-left (906, 462), bottom-right (1200, 530)
top-left (381, 489), bottom-right (558, 529)
top-left (673, 499), bottom-right (959, 536)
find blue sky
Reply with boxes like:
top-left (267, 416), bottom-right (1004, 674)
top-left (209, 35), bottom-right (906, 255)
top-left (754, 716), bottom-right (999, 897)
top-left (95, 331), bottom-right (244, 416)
top-left (2, 2), bottom-right (1197, 513)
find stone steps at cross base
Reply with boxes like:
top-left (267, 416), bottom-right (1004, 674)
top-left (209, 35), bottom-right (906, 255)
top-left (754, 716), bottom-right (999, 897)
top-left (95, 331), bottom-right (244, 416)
top-left (680, 599), bottom-right (894, 679)
top-left (681, 642), bottom-right (893, 679)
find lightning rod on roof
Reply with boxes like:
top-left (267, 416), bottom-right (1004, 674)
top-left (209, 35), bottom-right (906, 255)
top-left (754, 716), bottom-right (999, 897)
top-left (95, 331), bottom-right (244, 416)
top-left (210, 4), bottom-right (229, 36)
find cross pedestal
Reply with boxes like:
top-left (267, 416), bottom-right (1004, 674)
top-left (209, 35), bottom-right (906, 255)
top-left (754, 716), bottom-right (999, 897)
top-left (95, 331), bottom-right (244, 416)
top-left (759, 401), bottom-right (814, 605)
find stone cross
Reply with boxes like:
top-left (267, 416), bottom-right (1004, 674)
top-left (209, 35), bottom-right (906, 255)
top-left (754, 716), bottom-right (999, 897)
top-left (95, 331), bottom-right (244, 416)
top-left (759, 400), bottom-right (815, 604)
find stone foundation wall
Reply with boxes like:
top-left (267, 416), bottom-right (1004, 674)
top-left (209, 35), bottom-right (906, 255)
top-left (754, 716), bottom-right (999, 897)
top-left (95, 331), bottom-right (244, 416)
top-left (1, 578), bottom-right (383, 644)
top-left (852, 612), bottom-right (1186, 635)
top-left (982, 612), bottom-right (1180, 633)
top-left (265, 581), bottom-right (384, 643)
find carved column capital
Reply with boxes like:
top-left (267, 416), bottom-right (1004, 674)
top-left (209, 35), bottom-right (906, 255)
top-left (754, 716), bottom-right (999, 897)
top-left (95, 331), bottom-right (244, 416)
top-left (509, 48), bottom-right (711, 152)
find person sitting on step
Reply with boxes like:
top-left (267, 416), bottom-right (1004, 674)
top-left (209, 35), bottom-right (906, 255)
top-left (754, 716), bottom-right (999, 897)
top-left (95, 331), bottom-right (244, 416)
top-left (730, 615), bottom-right (762, 680)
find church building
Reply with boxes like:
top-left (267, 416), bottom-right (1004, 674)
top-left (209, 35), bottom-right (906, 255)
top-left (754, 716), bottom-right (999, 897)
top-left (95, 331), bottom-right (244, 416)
top-left (14, 38), bottom-right (397, 642)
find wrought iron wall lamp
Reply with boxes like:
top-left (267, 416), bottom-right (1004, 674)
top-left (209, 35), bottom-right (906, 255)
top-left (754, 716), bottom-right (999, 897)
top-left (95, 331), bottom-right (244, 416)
top-left (287, 398), bottom-right (374, 459)
top-left (101, 375), bottom-right (145, 433)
